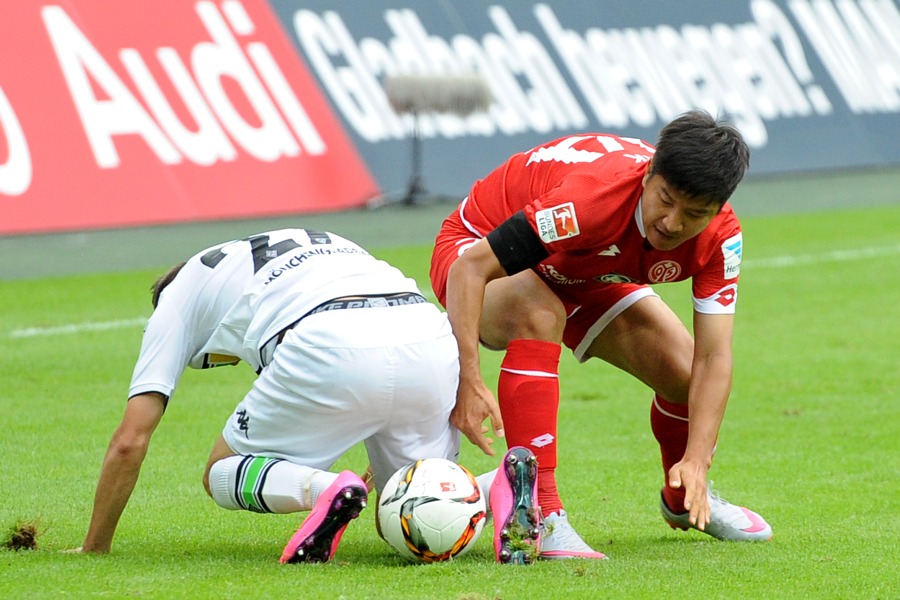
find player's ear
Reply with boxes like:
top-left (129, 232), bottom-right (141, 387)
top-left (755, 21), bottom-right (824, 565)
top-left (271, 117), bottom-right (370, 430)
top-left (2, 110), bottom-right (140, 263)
top-left (642, 157), bottom-right (654, 187)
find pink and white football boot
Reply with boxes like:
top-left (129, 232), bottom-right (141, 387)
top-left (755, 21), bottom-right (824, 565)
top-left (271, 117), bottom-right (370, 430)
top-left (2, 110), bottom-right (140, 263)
top-left (660, 485), bottom-right (773, 542)
top-left (280, 470), bottom-right (368, 563)
top-left (490, 446), bottom-right (542, 564)
top-left (540, 510), bottom-right (608, 560)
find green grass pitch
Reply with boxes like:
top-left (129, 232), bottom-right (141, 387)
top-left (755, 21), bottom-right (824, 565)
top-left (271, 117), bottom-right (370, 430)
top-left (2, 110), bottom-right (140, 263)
top-left (1, 204), bottom-right (899, 599)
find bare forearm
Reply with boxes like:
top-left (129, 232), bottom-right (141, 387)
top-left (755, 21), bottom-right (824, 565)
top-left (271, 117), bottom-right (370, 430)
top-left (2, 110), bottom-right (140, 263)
top-left (82, 443), bottom-right (148, 552)
top-left (81, 393), bottom-right (164, 553)
top-left (443, 242), bottom-right (507, 454)
top-left (684, 354), bottom-right (733, 464)
top-left (446, 262), bottom-right (489, 384)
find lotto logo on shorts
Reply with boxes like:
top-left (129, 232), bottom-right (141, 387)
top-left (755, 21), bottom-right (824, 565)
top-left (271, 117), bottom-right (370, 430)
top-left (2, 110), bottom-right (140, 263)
top-left (536, 202), bottom-right (580, 243)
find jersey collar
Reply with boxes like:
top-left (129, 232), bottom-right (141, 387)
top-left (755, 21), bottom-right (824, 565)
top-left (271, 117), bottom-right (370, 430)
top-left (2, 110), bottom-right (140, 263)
top-left (635, 196), bottom-right (647, 238)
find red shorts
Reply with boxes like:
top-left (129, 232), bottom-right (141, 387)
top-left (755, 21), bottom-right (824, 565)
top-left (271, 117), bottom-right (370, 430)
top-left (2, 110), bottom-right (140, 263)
top-left (430, 206), bottom-right (658, 361)
top-left (430, 207), bottom-right (482, 306)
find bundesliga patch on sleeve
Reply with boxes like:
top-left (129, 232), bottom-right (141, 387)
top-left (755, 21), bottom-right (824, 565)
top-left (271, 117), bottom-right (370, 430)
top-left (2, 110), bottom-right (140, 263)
top-left (722, 233), bottom-right (742, 280)
top-left (535, 202), bottom-right (581, 243)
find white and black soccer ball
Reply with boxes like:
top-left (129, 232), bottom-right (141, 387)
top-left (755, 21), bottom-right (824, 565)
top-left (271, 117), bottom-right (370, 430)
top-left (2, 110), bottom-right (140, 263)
top-left (377, 458), bottom-right (487, 562)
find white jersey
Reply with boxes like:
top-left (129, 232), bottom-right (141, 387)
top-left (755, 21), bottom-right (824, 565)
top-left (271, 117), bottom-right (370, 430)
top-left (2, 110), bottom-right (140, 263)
top-left (129, 229), bottom-right (421, 399)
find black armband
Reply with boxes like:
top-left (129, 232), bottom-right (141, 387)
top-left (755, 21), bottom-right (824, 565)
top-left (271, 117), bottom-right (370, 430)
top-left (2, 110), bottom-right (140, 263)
top-left (486, 211), bottom-right (549, 275)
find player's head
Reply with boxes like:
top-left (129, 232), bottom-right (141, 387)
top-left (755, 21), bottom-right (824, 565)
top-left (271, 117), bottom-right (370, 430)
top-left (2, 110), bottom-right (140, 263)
top-left (151, 262), bottom-right (186, 308)
top-left (649, 109), bottom-right (749, 207)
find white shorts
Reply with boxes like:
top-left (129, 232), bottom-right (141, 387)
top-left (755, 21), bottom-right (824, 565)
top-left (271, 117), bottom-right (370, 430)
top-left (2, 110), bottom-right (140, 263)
top-left (222, 302), bottom-right (461, 493)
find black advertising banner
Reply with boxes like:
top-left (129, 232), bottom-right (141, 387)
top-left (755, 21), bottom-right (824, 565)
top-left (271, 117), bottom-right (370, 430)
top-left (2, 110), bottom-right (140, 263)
top-left (269, 0), bottom-right (900, 200)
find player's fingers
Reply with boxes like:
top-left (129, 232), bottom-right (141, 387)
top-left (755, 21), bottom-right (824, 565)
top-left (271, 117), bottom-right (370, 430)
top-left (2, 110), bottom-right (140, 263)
top-left (476, 435), bottom-right (495, 457)
top-left (667, 469), bottom-right (687, 509)
top-left (490, 407), bottom-right (505, 438)
top-left (667, 466), bottom-right (683, 489)
top-left (462, 424), bottom-right (495, 457)
top-left (685, 478), bottom-right (707, 524)
top-left (698, 490), bottom-right (711, 530)
top-left (691, 497), bottom-right (709, 530)
top-left (688, 490), bottom-right (702, 526)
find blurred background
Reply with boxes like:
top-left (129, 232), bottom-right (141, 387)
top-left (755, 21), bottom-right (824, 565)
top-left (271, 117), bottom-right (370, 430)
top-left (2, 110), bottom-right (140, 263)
top-left (1, 0), bottom-right (898, 278)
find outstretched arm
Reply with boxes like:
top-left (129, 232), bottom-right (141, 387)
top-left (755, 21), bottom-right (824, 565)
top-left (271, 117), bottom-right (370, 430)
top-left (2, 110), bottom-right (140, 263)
top-left (80, 393), bottom-right (166, 553)
top-left (667, 311), bottom-right (734, 530)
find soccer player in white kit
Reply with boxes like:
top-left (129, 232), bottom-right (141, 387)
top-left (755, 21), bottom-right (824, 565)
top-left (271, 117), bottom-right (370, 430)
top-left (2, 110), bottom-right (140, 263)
top-left (77, 228), bottom-right (469, 563)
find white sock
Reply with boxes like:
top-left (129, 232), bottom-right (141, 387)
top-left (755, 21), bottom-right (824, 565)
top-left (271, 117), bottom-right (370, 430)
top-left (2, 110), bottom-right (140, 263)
top-left (209, 455), bottom-right (338, 513)
top-left (477, 468), bottom-right (497, 510)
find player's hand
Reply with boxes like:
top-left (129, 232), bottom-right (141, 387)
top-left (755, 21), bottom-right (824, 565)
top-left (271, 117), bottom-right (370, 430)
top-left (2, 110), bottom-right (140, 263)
top-left (667, 459), bottom-right (710, 530)
top-left (450, 379), bottom-right (504, 456)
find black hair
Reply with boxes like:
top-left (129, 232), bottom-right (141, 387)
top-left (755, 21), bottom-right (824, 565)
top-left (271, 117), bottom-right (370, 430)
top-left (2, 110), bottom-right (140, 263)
top-left (650, 110), bottom-right (750, 206)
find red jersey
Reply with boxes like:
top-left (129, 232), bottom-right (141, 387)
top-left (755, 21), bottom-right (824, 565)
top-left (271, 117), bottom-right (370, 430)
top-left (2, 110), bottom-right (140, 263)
top-left (459, 134), bottom-right (743, 314)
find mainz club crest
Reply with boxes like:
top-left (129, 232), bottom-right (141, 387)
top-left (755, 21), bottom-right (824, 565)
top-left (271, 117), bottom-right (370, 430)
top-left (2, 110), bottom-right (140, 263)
top-left (648, 260), bottom-right (681, 283)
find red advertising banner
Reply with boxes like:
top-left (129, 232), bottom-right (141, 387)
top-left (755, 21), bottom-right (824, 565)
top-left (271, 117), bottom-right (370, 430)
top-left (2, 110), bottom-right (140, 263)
top-left (0, 0), bottom-right (378, 235)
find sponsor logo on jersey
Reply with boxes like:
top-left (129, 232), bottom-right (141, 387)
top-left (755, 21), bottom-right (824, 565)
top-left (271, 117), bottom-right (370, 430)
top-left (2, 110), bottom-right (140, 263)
top-left (540, 264), bottom-right (586, 285)
top-left (536, 202), bottom-right (580, 243)
top-left (596, 273), bottom-right (638, 283)
top-left (648, 260), bottom-right (682, 283)
top-left (722, 233), bottom-right (743, 280)
top-left (440, 482), bottom-right (458, 492)
top-left (598, 244), bottom-right (620, 256)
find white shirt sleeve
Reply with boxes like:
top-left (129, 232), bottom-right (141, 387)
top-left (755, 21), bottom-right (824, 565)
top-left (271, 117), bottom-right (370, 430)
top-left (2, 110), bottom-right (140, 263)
top-left (128, 305), bottom-right (195, 399)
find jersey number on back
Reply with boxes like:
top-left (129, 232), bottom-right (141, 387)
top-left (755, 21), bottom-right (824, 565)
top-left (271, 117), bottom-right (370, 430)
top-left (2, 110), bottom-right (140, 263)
top-left (200, 232), bottom-right (330, 273)
top-left (525, 135), bottom-right (654, 166)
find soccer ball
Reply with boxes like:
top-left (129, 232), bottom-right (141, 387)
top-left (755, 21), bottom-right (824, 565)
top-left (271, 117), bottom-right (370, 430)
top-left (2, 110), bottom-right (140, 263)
top-left (377, 458), bottom-right (487, 562)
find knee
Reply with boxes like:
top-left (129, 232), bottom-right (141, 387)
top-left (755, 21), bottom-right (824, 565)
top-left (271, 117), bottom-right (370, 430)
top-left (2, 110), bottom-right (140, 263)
top-left (202, 465), bottom-right (214, 497)
top-left (482, 273), bottom-right (566, 345)
top-left (204, 435), bottom-right (236, 498)
top-left (484, 304), bottom-right (565, 348)
top-left (506, 295), bottom-right (567, 340)
top-left (521, 301), bottom-right (566, 340)
top-left (657, 380), bottom-right (690, 404)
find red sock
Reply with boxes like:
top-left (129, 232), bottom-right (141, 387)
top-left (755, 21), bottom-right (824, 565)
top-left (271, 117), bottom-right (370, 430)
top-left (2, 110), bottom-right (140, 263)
top-left (497, 339), bottom-right (562, 515)
top-left (650, 394), bottom-right (689, 512)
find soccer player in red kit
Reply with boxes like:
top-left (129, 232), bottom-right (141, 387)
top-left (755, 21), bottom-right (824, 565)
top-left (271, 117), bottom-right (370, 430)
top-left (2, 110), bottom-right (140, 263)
top-left (430, 110), bottom-right (772, 561)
